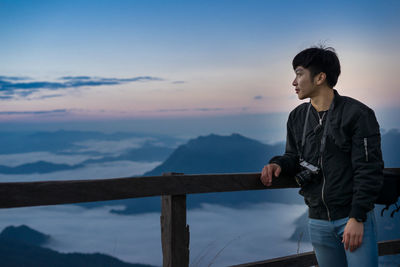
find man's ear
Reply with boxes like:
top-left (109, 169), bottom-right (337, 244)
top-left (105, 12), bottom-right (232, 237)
top-left (315, 72), bottom-right (327, 85)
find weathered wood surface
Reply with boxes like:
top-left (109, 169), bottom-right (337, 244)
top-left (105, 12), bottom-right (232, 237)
top-left (378, 239), bottom-right (400, 256)
top-left (230, 251), bottom-right (317, 267)
top-left (160, 194), bottom-right (190, 267)
top-left (0, 168), bottom-right (398, 209)
top-left (0, 172), bottom-right (298, 208)
top-left (231, 239), bottom-right (400, 267)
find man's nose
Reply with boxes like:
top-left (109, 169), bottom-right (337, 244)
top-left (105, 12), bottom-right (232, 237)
top-left (292, 78), bottom-right (297, 86)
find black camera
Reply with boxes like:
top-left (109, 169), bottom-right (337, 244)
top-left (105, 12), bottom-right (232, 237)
top-left (295, 160), bottom-right (321, 187)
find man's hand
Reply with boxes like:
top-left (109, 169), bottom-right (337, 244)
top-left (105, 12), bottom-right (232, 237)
top-left (260, 163), bottom-right (281, 187)
top-left (342, 218), bottom-right (364, 252)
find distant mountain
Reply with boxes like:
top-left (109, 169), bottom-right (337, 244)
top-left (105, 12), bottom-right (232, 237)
top-left (106, 133), bottom-right (305, 215)
top-left (0, 225), bottom-right (154, 267)
top-left (0, 130), bottom-right (105, 155)
top-left (107, 129), bottom-right (400, 215)
top-left (81, 141), bottom-right (174, 164)
top-left (0, 225), bottom-right (50, 247)
top-left (3, 129), bottom-right (399, 214)
top-left (0, 130), bottom-right (177, 175)
top-left (0, 161), bottom-right (84, 174)
top-left (0, 143), bottom-right (173, 175)
top-left (381, 128), bottom-right (400, 167)
top-left (289, 211), bottom-right (309, 243)
top-left (0, 130), bottom-right (180, 155)
top-left (144, 133), bottom-right (282, 176)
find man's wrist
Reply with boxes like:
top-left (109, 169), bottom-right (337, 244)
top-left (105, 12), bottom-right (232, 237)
top-left (350, 217), bottom-right (365, 223)
top-left (349, 204), bottom-right (367, 222)
top-left (269, 158), bottom-right (283, 171)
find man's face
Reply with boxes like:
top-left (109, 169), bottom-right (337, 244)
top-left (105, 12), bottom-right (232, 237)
top-left (292, 66), bottom-right (317, 100)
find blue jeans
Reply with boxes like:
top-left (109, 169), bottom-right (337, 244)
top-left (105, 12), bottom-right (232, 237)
top-left (308, 210), bottom-right (378, 267)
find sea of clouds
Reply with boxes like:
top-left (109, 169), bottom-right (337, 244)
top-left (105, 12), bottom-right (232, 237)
top-left (0, 136), bottom-right (164, 182)
top-left (0, 202), bottom-right (311, 266)
top-left (0, 160), bottom-right (161, 182)
top-left (0, 136), bottom-right (313, 266)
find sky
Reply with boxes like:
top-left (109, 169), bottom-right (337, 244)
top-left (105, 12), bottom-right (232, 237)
top-left (1, 2), bottom-right (399, 264)
top-left (1, 0), bottom-right (400, 141)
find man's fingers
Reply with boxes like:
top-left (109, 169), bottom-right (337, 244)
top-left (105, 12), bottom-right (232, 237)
top-left (260, 168), bottom-right (266, 185)
top-left (342, 232), bottom-right (350, 250)
top-left (348, 233), bottom-right (363, 252)
top-left (260, 164), bottom-right (281, 187)
top-left (350, 234), bottom-right (357, 252)
top-left (266, 166), bottom-right (273, 184)
top-left (274, 166), bottom-right (281, 177)
top-left (260, 166), bottom-right (271, 186)
top-left (342, 219), bottom-right (364, 252)
top-left (358, 233), bottom-right (363, 247)
top-left (260, 167), bottom-right (266, 182)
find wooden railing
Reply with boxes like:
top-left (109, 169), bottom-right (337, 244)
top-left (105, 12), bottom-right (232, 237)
top-left (0, 168), bottom-right (399, 266)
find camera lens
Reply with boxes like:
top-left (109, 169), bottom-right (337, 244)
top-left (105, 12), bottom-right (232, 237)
top-left (295, 170), bottom-right (313, 187)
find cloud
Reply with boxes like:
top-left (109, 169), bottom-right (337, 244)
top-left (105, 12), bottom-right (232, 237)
top-left (0, 202), bottom-right (310, 266)
top-left (58, 76), bottom-right (163, 88)
top-left (254, 95), bottom-right (263, 100)
top-left (0, 95), bottom-right (13, 100)
top-left (0, 160), bottom-right (161, 182)
top-left (60, 76), bottom-right (92, 80)
top-left (193, 108), bottom-right (224, 112)
top-left (0, 75), bottom-right (164, 100)
top-left (156, 108), bottom-right (190, 112)
top-left (71, 137), bottom-right (153, 155)
top-left (155, 107), bottom-right (224, 113)
top-left (0, 109), bottom-right (68, 115)
top-left (0, 76), bottom-right (30, 81)
top-left (172, 81), bottom-right (186, 84)
top-left (34, 94), bottom-right (64, 100)
top-left (0, 152), bottom-right (99, 167)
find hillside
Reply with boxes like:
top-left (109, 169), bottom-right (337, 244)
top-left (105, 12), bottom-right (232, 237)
top-left (89, 130), bottom-right (400, 215)
top-left (144, 133), bottom-right (283, 175)
top-left (108, 133), bottom-right (304, 215)
top-left (0, 225), bottom-right (154, 267)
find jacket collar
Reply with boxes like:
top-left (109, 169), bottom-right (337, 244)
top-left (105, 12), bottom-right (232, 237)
top-left (332, 89), bottom-right (342, 111)
top-left (329, 89), bottom-right (342, 123)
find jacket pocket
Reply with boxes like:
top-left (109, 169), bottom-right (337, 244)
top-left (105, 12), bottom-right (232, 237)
top-left (359, 134), bottom-right (382, 163)
top-left (352, 133), bottom-right (381, 163)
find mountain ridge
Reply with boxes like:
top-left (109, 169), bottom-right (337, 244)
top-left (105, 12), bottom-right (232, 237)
top-left (0, 225), bottom-right (155, 267)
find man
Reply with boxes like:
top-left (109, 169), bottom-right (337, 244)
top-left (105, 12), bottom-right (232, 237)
top-left (260, 46), bottom-right (384, 267)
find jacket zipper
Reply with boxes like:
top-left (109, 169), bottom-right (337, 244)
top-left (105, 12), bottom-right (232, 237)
top-left (320, 155), bottom-right (331, 221)
top-left (363, 138), bottom-right (369, 162)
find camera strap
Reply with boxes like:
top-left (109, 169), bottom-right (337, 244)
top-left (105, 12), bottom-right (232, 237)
top-left (300, 100), bottom-right (335, 164)
top-left (300, 103), bottom-right (312, 161)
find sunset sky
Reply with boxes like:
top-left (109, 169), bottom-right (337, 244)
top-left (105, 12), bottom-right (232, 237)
top-left (1, 0), bottom-right (399, 141)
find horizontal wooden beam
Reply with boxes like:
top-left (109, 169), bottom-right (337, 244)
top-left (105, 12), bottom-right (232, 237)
top-left (0, 168), bottom-right (398, 209)
top-left (379, 239), bottom-right (400, 256)
top-left (0, 172), bottom-right (298, 209)
top-left (230, 239), bottom-right (400, 267)
top-left (230, 251), bottom-right (317, 267)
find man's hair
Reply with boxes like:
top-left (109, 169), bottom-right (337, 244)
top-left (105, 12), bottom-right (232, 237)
top-left (292, 46), bottom-right (341, 88)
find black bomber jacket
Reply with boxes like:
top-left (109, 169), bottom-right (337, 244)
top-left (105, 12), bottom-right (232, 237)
top-left (270, 89), bottom-right (384, 221)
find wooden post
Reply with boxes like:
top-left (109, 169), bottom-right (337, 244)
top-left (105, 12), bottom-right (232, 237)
top-left (160, 173), bottom-right (190, 267)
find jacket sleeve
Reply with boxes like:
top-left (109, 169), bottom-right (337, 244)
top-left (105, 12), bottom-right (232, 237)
top-left (269, 115), bottom-right (301, 177)
top-left (348, 108), bottom-right (384, 221)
